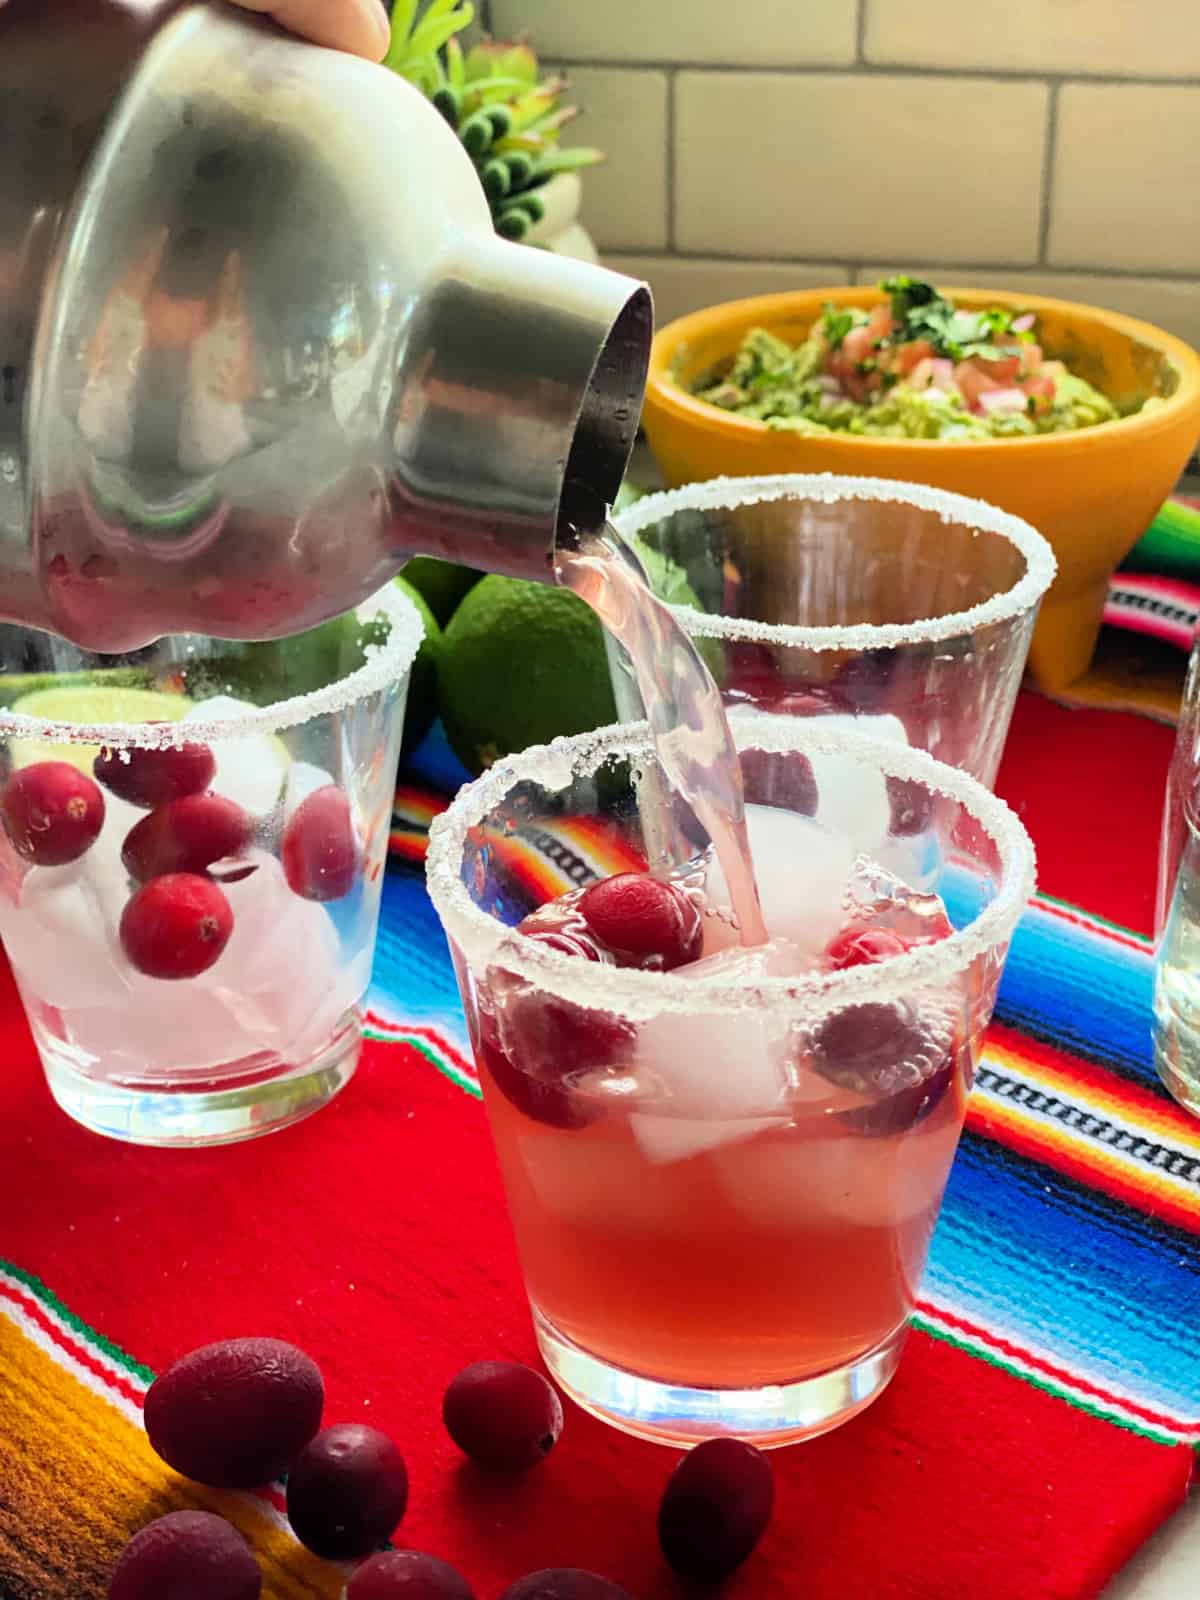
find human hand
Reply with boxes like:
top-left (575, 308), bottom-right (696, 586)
top-left (227, 0), bottom-right (391, 60)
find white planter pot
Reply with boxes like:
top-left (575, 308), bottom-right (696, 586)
top-left (524, 172), bottom-right (600, 264)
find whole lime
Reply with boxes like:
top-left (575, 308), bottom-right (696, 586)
top-left (439, 576), bottom-right (617, 773)
top-left (401, 557), bottom-right (483, 627)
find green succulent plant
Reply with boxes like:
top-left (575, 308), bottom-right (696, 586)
top-left (384, 0), bottom-right (603, 242)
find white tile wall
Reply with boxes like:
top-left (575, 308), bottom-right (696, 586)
top-left (492, 0), bottom-right (857, 67)
top-left (1050, 86), bottom-right (1200, 275)
top-left (556, 67), bottom-right (670, 252)
top-left (489, 0), bottom-right (1200, 350)
top-left (674, 72), bottom-right (1047, 263)
top-left (865, 0), bottom-right (1200, 80)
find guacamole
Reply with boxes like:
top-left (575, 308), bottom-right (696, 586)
top-left (693, 277), bottom-right (1122, 441)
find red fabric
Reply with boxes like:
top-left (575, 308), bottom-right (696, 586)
top-left (0, 690), bottom-right (1190, 1598)
top-left (995, 691), bottom-right (1174, 937)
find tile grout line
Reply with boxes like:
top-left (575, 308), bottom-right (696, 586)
top-left (664, 68), bottom-right (678, 252)
top-left (542, 58), bottom-right (1200, 90)
top-left (595, 247), bottom-right (1200, 286)
top-left (1037, 82), bottom-right (1061, 266)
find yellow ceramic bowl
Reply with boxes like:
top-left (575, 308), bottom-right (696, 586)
top-left (642, 286), bottom-right (1200, 690)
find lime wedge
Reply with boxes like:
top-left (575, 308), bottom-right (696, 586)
top-left (8, 685), bottom-right (190, 774)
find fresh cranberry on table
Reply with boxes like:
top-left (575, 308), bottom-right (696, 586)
top-left (107, 1511), bottom-right (261, 1600)
top-left (0, 761), bottom-right (105, 865)
top-left (143, 1337), bottom-right (324, 1489)
top-left (498, 1574), bottom-right (636, 1600)
top-left (95, 736), bottom-right (215, 809)
top-left (286, 1423), bottom-right (409, 1561)
top-left (347, 1551), bottom-right (476, 1600)
top-left (657, 1437), bottom-right (774, 1583)
top-left (442, 1360), bottom-right (563, 1470)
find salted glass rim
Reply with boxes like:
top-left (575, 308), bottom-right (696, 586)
top-left (614, 472), bottom-right (1058, 652)
top-left (426, 715), bottom-right (1036, 1020)
top-left (0, 585), bottom-right (422, 749)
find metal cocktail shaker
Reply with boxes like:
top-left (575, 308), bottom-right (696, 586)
top-left (0, 0), bottom-right (652, 650)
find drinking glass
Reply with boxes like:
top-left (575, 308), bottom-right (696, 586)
top-left (0, 586), bottom-right (421, 1146)
top-left (427, 717), bottom-right (1034, 1446)
top-left (612, 474), bottom-right (1057, 787)
top-left (1155, 630), bottom-right (1200, 1112)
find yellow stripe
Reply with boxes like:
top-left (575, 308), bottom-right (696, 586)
top-left (986, 1037), bottom-right (1200, 1149)
top-left (0, 1313), bottom-right (341, 1599)
top-left (977, 1039), bottom-right (1200, 1222)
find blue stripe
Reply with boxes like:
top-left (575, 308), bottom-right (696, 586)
top-left (993, 904), bottom-right (1158, 1088)
top-left (927, 1131), bottom-right (1200, 1418)
top-left (370, 867), bottom-right (468, 1048)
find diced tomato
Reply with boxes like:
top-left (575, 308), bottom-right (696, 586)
top-left (892, 339), bottom-right (935, 376)
top-left (955, 358), bottom-right (1003, 411)
top-left (842, 325), bottom-right (875, 366)
top-left (981, 351), bottom-right (1020, 384)
top-left (866, 304), bottom-right (897, 343)
top-left (1020, 342), bottom-right (1043, 370)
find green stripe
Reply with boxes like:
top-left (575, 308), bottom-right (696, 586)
top-left (364, 1024), bottom-right (482, 1100)
top-left (0, 1257), bottom-right (155, 1383)
top-left (1036, 891), bottom-right (1152, 949)
top-left (913, 1312), bottom-right (1187, 1451)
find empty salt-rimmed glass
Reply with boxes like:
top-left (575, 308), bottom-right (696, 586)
top-left (0, 585), bottom-right (421, 1147)
top-left (427, 715), bottom-right (1034, 1447)
top-left (612, 474), bottom-right (1057, 787)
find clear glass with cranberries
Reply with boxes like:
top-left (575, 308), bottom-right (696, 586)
top-left (0, 587), bottom-right (421, 1146)
top-left (428, 717), bottom-right (1033, 1447)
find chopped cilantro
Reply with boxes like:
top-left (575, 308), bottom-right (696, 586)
top-left (821, 304), bottom-right (857, 348)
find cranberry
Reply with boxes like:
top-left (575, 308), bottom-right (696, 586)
top-left (108, 1511), bottom-right (261, 1600)
top-left (143, 1337), bottom-right (323, 1489)
top-left (740, 749), bottom-right (818, 816)
top-left (348, 1551), bottom-right (475, 1600)
top-left (576, 873), bottom-right (701, 971)
top-left (886, 775), bottom-right (933, 837)
top-left (840, 1054), bottom-right (955, 1136)
top-left (811, 1001), bottom-right (926, 1094)
top-left (443, 1360), bottom-right (563, 1470)
top-left (95, 735), bottom-right (215, 808)
top-left (0, 761), bottom-right (104, 865)
top-left (826, 925), bottom-right (911, 970)
top-left (281, 786), bottom-right (357, 902)
top-left (499, 1575), bottom-right (634, 1600)
top-left (658, 1438), bottom-right (774, 1583)
top-left (476, 1007), bottom-right (606, 1132)
top-left (119, 873), bottom-right (234, 979)
top-left (122, 793), bottom-right (253, 882)
top-left (286, 1424), bottom-right (408, 1561)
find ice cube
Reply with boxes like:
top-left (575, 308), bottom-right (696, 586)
top-left (47, 852), bottom-right (347, 1078)
top-left (0, 864), bottom-right (131, 1007)
top-left (515, 1126), bottom-right (692, 1233)
top-left (707, 805), bottom-right (855, 955)
top-left (182, 697), bottom-right (289, 814)
top-left (713, 1107), bottom-right (962, 1232)
top-left (285, 761), bottom-right (337, 817)
top-left (628, 944), bottom-right (797, 1163)
top-left (805, 712), bottom-right (909, 856)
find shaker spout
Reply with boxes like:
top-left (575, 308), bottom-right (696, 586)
top-left (388, 236), bottom-right (652, 584)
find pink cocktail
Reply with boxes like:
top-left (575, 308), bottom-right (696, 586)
top-left (429, 718), bottom-right (1033, 1446)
